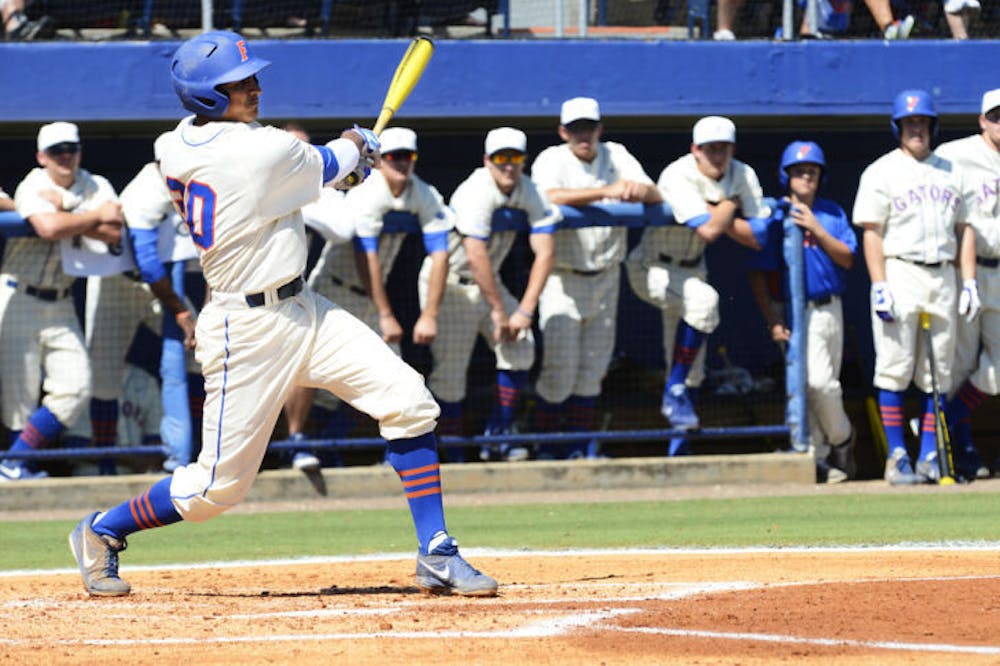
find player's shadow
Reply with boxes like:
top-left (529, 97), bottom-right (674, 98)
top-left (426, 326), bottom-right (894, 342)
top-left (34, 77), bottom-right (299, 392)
top-left (189, 584), bottom-right (420, 598)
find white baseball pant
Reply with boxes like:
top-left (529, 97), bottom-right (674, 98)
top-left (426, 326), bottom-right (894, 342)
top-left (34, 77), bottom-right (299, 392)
top-left (952, 264), bottom-right (1000, 396)
top-left (804, 296), bottom-right (852, 449)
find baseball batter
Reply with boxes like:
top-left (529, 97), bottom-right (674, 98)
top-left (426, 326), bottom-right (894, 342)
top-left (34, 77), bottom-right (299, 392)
top-left (626, 116), bottom-right (768, 434)
top-left (68, 31), bottom-right (496, 598)
top-left (421, 127), bottom-right (559, 462)
top-left (0, 122), bottom-right (124, 482)
top-left (854, 88), bottom-right (977, 485)
top-left (938, 87), bottom-right (1000, 480)
top-left (748, 140), bottom-right (856, 483)
top-left (529, 97), bottom-right (662, 459)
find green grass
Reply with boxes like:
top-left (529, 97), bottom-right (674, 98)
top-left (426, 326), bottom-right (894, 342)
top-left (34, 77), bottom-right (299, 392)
top-left (7, 492), bottom-right (1000, 571)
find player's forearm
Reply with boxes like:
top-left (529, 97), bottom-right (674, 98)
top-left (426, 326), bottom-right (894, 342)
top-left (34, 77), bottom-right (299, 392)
top-left (365, 252), bottom-right (393, 316)
top-left (861, 226), bottom-right (887, 282)
top-left (421, 251), bottom-right (448, 318)
top-left (521, 233), bottom-right (554, 314)
top-left (695, 200), bottom-right (737, 243)
top-left (543, 187), bottom-right (607, 207)
top-left (149, 276), bottom-right (189, 317)
top-left (958, 223), bottom-right (977, 281)
top-left (748, 271), bottom-right (781, 326)
top-left (726, 218), bottom-right (761, 250)
top-left (28, 210), bottom-right (104, 240)
top-left (466, 244), bottom-right (505, 313)
top-left (812, 227), bottom-right (854, 270)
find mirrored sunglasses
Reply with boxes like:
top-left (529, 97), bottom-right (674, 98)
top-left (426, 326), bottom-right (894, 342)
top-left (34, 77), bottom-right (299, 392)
top-left (46, 142), bottom-right (80, 156)
top-left (384, 150), bottom-right (417, 163)
top-left (489, 152), bottom-right (526, 166)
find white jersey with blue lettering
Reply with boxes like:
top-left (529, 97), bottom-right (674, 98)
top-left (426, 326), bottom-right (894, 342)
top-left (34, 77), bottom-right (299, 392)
top-left (157, 115), bottom-right (323, 294)
top-left (852, 148), bottom-right (967, 262)
top-left (935, 135), bottom-right (1000, 257)
top-left (120, 161), bottom-right (198, 263)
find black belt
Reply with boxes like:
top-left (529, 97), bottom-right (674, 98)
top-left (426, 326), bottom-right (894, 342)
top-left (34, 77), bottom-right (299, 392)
top-left (901, 258), bottom-right (942, 268)
top-left (659, 253), bottom-right (702, 268)
top-left (7, 279), bottom-right (70, 302)
top-left (571, 268), bottom-right (604, 277)
top-left (456, 275), bottom-right (476, 286)
top-left (330, 275), bottom-right (366, 297)
top-left (977, 256), bottom-right (1000, 268)
top-left (245, 276), bottom-right (303, 307)
top-left (810, 294), bottom-right (833, 306)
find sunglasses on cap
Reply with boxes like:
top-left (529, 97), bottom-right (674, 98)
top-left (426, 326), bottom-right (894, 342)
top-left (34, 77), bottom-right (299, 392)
top-left (488, 152), bottom-right (526, 166)
top-left (384, 150), bottom-right (417, 163)
top-left (46, 142), bottom-right (80, 156)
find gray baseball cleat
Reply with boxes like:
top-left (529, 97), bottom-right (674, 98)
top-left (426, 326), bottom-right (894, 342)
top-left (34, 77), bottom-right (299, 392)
top-left (68, 512), bottom-right (131, 597)
top-left (415, 534), bottom-right (497, 597)
top-left (884, 448), bottom-right (920, 486)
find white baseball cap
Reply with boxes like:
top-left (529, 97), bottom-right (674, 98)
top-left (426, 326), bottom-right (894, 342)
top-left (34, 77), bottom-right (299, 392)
top-left (982, 88), bottom-right (1000, 116)
top-left (560, 97), bottom-right (601, 125)
top-left (379, 127), bottom-right (418, 154)
top-left (692, 116), bottom-right (736, 145)
top-left (37, 121), bottom-right (80, 152)
top-left (485, 127), bottom-right (527, 156)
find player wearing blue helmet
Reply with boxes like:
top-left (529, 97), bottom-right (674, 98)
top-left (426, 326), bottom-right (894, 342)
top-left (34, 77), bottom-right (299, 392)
top-left (67, 30), bottom-right (497, 598)
top-left (855, 89), bottom-right (978, 485)
top-left (748, 140), bottom-right (857, 482)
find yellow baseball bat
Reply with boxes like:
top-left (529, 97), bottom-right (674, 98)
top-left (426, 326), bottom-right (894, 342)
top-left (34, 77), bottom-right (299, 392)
top-left (373, 36), bottom-right (435, 135)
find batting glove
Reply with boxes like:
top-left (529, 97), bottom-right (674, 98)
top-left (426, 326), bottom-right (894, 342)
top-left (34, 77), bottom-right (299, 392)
top-left (958, 278), bottom-right (982, 323)
top-left (352, 124), bottom-right (380, 157)
top-left (871, 281), bottom-right (895, 322)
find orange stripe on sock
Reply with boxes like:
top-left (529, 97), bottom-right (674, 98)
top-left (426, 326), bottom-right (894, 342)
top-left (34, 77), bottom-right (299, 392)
top-left (129, 499), bottom-right (151, 530)
top-left (406, 486), bottom-right (442, 499)
top-left (140, 491), bottom-right (164, 528)
top-left (402, 474), bottom-right (440, 488)
top-left (398, 463), bottom-right (439, 479)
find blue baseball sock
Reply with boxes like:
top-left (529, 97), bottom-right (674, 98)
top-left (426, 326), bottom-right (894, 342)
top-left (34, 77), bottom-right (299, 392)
top-left (667, 321), bottom-right (705, 388)
top-left (878, 390), bottom-right (906, 456)
top-left (89, 398), bottom-right (118, 448)
top-left (947, 381), bottom-right (987, 449)
top-left (492, 370), bottom-right (526, 431)
top-left (387, 432), bottom-right (447, 554)
top-left (91, 477), bottom-right (182, 540)
top-left (566, 395), bottom-right (597, 458)
top-left (8, 406), bottom-right (65, 458)
top-left (918, 394), bottom-right (939, 461)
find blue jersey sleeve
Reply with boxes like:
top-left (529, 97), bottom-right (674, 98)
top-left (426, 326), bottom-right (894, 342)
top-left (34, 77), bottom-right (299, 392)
top-left (129, 227), bottom-right (167, 284)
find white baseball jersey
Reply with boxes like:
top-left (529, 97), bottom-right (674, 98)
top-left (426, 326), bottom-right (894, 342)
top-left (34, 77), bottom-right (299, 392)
top-left (852, 148), bottom-right (967, 262)
top-left (632, 153), bottom-right (770, 268)
top-left (854, 147), bottom-right (967, 394)
top-left (348, 169), bottom-right (455, 277)
top-left (417, 167), bottom-right (559, 403)
top-left (120, 161), bottom-right (198, 263)
top-left (11, 166), bottom-right (118, 289)
top-left (530, 141), bottom-right (653, 271)
top-left (937, 134), bottom-right (1000, 395)
top-left (156, 116), bottom-right (439, 522)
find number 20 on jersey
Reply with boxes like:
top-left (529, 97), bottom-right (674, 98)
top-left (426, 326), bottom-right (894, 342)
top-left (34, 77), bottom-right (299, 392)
top-left (166, 177), bottom-right (216, 250)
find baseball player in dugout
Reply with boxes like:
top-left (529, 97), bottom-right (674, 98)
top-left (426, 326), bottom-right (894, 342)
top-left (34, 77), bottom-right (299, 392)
top-left (854, 89), bottom-right (978, 486)
top-left (530, 96), bottom-right (662, 460)
top-left (68, 30), bottom-right (497, 598)
top-left (0, 122), bottom-right (124, 482)
top-left (748, 141), bottom-right (857, 483)
top-left (938, 88), bottom-right (1000, 481)
top-left (627, 116), bottom-right (768, 439)
top-left (428, 127), bottom-right (559, 463)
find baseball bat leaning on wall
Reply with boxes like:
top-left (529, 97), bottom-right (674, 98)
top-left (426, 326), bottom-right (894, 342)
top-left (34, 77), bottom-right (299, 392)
top-left (919, 312), bottom-right (956, 485)
top-left (342, 37), bottom-right (435, 188)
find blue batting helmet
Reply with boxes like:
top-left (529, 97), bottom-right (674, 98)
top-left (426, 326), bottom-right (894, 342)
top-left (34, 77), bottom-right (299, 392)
top-left (779, 140), bottom-right (826, 189)
top-left (170, 30), bottom-right (270, 118)
top-left (891, 89), bottom-right (938, 140)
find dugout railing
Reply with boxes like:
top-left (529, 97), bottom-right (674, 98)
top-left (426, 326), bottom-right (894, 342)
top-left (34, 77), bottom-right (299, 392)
top-left (0, 199), bottom-right (807, 467)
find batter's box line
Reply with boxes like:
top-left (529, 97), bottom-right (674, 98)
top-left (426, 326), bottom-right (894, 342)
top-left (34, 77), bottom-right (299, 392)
top-left (613, 626), bottom-right (1000, 656)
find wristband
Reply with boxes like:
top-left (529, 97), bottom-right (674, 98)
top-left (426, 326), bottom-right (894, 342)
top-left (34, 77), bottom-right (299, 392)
top-left (515, 306), bottom-right (534, 319)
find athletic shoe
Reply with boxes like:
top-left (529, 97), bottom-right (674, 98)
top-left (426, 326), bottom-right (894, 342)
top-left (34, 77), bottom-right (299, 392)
top-left (816, 460), bottom-right (847, 484)
top-left (291, 450), bottom-right (321, 472)
top-left (502, 445), bottom-right (530, 462)
top-left (661, 384), bottom-right (699, 430)
top-left (415, 534), bottom-right (497, 597)
top-left (884, 448), bottom-right (920, 485)
top-left (883, 15), bottom-right (914, 39)
top-left (68, 512), bottom-right (131, 597)
top-left (826, 431), bottom-right (856, 480)
top-left (952, 442), bottom-right (988, 482)
top-left (915, 455), bottom-right (942, 484)
top-left (712, 29), bottom-right (736, 40)
top-left (0, 460), bottom-right (48, 481)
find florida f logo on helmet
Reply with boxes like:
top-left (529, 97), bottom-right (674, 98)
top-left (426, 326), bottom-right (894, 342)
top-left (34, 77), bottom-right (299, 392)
top-left (906, 96), bottom-right (920, 112)
top-left (236, 40), bottom-right (248, 62)
top-left (170, 30), bottom-right (270, 119)
top-left (795, 144), bottom-right (812, 161)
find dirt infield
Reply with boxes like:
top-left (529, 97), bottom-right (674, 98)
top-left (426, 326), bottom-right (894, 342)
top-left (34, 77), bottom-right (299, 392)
top-left (2, 548), bottom-right (999, 664)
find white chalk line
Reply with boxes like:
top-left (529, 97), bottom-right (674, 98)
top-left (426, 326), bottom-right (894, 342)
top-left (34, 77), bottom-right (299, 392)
top-left (615, 626), bottom-right (1000, 656)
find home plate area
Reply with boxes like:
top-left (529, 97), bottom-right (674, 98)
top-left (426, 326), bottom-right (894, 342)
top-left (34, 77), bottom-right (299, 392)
top-left (1, 548), bottom-right (999, 664)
